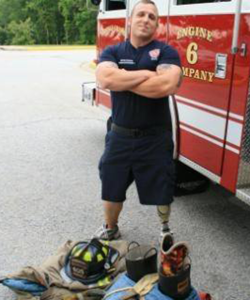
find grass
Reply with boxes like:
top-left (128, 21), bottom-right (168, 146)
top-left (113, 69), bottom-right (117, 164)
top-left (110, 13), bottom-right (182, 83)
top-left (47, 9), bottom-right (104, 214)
top-left (0, 45), bottom-right (96, 51)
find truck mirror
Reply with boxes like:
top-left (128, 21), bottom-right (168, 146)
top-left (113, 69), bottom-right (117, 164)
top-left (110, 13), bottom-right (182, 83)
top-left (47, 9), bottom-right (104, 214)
top-left (91, 0), bottom-right (101, 5)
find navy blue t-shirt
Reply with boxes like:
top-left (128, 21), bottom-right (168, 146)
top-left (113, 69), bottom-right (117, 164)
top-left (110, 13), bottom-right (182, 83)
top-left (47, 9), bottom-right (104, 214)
top-left (99, 40), bottom-right (181, 129)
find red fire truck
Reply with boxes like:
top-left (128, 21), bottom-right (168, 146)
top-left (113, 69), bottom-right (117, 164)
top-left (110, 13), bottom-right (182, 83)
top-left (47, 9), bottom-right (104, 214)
top-left (83, 0), bottom-right (250, 204)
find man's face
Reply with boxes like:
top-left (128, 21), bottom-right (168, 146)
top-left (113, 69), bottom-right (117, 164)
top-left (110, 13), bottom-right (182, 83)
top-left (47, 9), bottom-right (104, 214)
top-left (130, 3), bottom-right (158, 42)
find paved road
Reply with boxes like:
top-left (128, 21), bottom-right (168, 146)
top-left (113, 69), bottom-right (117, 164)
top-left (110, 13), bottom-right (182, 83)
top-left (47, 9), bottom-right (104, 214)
top-left (0, 49), bottom-right (250, 300)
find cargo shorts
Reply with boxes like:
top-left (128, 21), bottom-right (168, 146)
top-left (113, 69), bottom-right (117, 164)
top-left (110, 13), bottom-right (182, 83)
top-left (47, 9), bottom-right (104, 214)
top-left (98, 129), bottom-right (175, 205)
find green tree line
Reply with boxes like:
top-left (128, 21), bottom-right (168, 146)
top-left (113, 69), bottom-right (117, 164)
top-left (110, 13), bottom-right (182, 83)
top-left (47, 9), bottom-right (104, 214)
top-left (0, 0), bottom-right (98, 45)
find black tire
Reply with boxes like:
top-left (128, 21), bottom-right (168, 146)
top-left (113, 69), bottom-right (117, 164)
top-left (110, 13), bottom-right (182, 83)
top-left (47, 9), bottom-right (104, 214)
top-left (174, 160), bottom-right (210, 197)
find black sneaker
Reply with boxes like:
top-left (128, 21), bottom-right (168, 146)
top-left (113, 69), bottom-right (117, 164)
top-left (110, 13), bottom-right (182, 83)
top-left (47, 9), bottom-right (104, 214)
top-left (92, 224), bottom-right (121, 241)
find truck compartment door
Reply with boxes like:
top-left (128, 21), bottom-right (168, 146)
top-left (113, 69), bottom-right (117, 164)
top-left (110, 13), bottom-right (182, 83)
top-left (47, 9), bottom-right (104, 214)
top-left (168, 0), bottom-right (238, 176)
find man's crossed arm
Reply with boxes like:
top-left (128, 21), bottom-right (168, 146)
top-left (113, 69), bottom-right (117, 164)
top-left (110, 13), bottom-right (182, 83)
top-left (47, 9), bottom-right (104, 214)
top-left (96, 61), bottom-right (156, 91)
top-left (131, 64), bottom-right (182, 98)
top-left (96, 61), bottom-right (182, 98)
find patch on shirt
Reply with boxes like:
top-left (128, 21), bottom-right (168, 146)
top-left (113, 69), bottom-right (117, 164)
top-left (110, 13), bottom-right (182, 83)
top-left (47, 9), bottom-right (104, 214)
top-left (149, 49), bottom-right (160, 60)
top-left (118, 59), bottom-right (135, 65)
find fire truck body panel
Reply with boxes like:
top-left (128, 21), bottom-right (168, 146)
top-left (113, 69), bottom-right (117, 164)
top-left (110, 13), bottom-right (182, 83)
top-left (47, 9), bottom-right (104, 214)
top-left (84, 0), bottom-right (250, 204)
top-left (168, 2), bottom-right (238, 188)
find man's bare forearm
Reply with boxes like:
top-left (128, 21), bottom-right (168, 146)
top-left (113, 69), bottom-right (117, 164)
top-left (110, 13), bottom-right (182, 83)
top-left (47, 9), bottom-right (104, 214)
top-left (99, 68), bottom-right (148, 91)
top-left (96, 64), bottom-right (155, 91)
top-left (130, 65), bottom-right (182, 98)
top-left (130, 75), bottom-right (174, 98)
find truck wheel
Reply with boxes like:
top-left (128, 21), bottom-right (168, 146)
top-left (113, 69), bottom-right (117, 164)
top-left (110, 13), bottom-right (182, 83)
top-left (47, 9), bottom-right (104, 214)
top-left (174, 160), bottom-right (210, 197)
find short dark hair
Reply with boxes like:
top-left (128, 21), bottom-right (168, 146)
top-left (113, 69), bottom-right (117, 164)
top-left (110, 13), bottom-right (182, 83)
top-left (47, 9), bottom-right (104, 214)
top-left (131, 0), bottom-right (158, 17)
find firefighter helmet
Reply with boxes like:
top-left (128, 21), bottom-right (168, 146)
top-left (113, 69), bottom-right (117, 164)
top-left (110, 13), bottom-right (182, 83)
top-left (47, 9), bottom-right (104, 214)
top-left (64, 238), bottom-right (119, 285)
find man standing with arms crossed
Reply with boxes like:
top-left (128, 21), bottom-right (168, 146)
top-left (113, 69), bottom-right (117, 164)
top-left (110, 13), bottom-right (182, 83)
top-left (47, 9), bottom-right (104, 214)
top-left (94, 0), bottom-right (182, 240)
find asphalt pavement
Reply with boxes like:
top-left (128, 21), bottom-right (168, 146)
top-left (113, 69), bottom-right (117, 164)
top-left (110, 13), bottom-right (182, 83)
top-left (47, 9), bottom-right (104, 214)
top-left (0, 48), bottom-right (250, 300)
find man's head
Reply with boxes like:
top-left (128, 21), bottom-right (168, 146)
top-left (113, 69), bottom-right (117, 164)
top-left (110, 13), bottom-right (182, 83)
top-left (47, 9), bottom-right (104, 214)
top-left (129, 0), bottom-right (159, 46)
